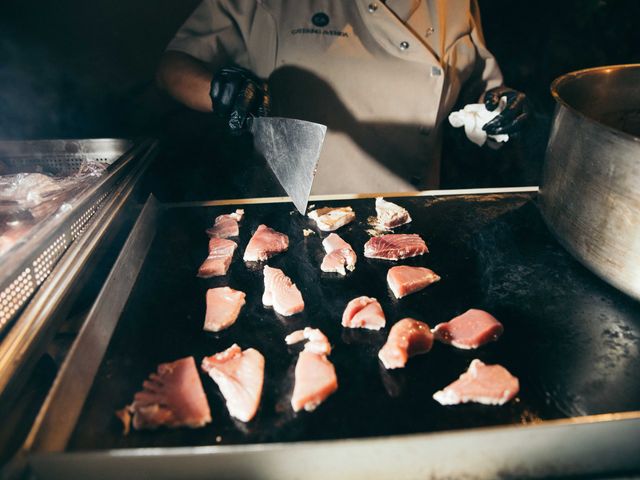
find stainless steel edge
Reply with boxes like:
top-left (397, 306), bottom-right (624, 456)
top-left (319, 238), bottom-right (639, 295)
top-left (0, 140), bottom-right (158, 404)
top-left (27, 413), bottom-right (640, 480)
top-left (23, 195), bottom-right (161, 453)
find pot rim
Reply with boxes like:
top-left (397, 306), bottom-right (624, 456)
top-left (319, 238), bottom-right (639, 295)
top-left (550, 63), bottom-right (640, 144)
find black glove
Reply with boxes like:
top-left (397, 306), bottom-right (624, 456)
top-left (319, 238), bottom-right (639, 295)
top-left (482, 86), bottom-right (529, 135)
top-left (210, 65), bottom-right (270, 132)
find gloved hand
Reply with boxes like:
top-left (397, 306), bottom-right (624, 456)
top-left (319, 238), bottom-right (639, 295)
top-left (210, 65), bottom-right (270, 132)
top-left (482, 86), bottom-right (529, 135)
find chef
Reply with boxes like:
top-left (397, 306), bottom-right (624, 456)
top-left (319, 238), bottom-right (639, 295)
top-left (157, 0), bottom-right (527, 194)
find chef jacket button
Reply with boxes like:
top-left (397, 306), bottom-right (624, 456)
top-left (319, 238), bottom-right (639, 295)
top-left (426, 27), bottom-right (435, 37)
top-left (399, 41), bottom-right (410, 51)
top-left (431, 66), bottom-right (442, 77)
top-left (368, 3), bottom-right (378, 12)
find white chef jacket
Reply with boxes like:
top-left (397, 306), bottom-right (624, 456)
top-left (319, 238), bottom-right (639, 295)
top-left (167, 0), bottom-right (503, 194)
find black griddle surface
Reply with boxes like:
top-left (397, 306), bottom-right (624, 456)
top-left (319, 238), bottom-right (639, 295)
top-left (68, 193), bottom-right (640, 450)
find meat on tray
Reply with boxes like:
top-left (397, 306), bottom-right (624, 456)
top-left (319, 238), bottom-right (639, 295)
top-left (342, 296), bottom-right (386, 330)
top-left (116, 357), bottom-right (211, 434)
top-left (433, 359), bottom-right (519, 406)
top-left (204, 287), bottom-right (246, 332)
top-left (432, 309), bottom-right (504, 349)
top-left (321, 233), bottom-right (357, 275)
top-left (201, 344), bottom-right (265, 422)
top-left (375, 197), bottom-right (412, 229)
top-left (378, 318), bottom-right (434, 369)
top-left (243, 224), bottom-right (289, 262)
top-left (387, 265), bottom-right (440, 298)
top-left (364, 234), bottom-right (428, 261)
top-left (197, 238), bottom-right (237, 277)
top-left (262, 265), bottom-right (304, 316)
top-left (308, 206), bottom-right (355, 231)
top-left (206, 209), bottom-right (244, 238)
top-left (286, 328), bottom-right (338, 412)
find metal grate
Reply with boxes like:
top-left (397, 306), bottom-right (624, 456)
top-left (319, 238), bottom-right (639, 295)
top-left (0, 269), bottom-right (36, 330)
top-left (33, 234), bottom-right (68, 285)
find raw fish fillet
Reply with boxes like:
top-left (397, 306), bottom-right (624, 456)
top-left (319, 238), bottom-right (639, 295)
top-left (342, 296), bottom-right (385, 330)
top-left (206, 209), bottom-right (244, 238)
top-left (308, 206), bottom-right (355, 231)
top-left (286, 328), bottom-right (337, 412)
top-left (117, 357), bottom-right (211, 433)
top-left (243, 224), bottom-right (289, 262)
top-left (433, 359), bottom-right (519, 406)
top-left (375, 197), bottom-right (412, 229)
top-left (387, 266), bottom-right (440, 298)
top-left (432, 309), bottom-right (503, 349)
top-left (204, 287), bottom-right (246, 332)
top-left (378, 318), bottom-right (434, 369)
top-left (364, 234), bottom-right (428, 260)
top-left (262, 265), bottom-right (304, 316)
top-left (197, 238), bottom-right (237, 277)
top-left (320, 233), bottom-right (357, 275)
top-left (201, 344), bottom-right (264, 422)
top-left (285, 327), bottom-right (332, 355)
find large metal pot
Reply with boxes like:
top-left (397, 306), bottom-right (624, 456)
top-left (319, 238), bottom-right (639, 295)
top-left (540, 64), bottom-right (640, 300)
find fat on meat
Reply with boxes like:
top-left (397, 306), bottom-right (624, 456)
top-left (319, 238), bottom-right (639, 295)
top-left (197, 238), bottom-right (237, 277)
top-left (206, 209), bottom-right (244, 238)
top-left (378, 318), bottom-right (434, 369)
top-left (262, 265), bottom-right (305, 316)
top-left (387, 266), bottom-right (440, 298)
top-left (202, 344), bottom-right (265, 422)
top-left (342, 296), bottom-right (386, 330)
top-left (204, 287), bottom-right (246, 332)
top-left (308, 206), bottom-right (355, 231)
top-left (375, 197), bottom-right (412, 229)
top-left (320, 233), bottom-right (357, 275)
top-left (364, 234), bottom-right (428, 261)
top-left (433, 359), bottom-right (519, 406)
top-left (116, 357), bottom-right (211, 434)
top-left (432, 309), bottom-right (503, 349)
top-left (286, 328), bottom-right (337, 412)
top-left (243, 224), bottom-right (289, 262)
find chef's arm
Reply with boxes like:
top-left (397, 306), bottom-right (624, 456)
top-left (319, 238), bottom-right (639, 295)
top-left (156, 51), bottom-right (214, 113)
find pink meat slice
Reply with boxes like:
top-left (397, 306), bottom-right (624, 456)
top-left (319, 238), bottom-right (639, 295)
top-left (433, 359), bottom-right (519, 406)
top-left (201, 344), bottom-right (264, 422)
top-left (285, 327), bottom-right (332, 355)
top-left (206, 209), bottom-right (244, 238)
top-left (116, 357), bottom-right (211, 433)
top-left (375, 197), bottom-right (412, 229)
top-left (243, 224), bottom-right (289, 262)
top-left (341, 296), bottom-right (386, 330)
top-left (364, 234), bottom-right (428, 260)
top-left (387, 266), bottom-right (441, 298)
top-left (432, 309), bottom-right (504, 349)
top-left (197, 238), bottom-right (237, 277)
top-left (320, 233), bottom-right (357, 275)
top-left (262, 265), bottom-right (304, 316)
top-left (204, 287), bottom-right (246, 332)
top-left (378, 318), bottom-right (434, 369)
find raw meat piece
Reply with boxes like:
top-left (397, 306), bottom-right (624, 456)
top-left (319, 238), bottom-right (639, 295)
top-left (201, 344), bottom-right (264, 422)
top-left (243, 224), bottom-right (289, 262)
top-left (432, 309), bottom-right (503, 349)
top-left (375, 197), bottom-right (412, 229)
top-left (387, 266), bottom-right (440, 298)
top-left (286, 328), bottom-right (337, 412)
top-left (206, 210), bottom-right (243, 238)
top-left (262, 265), bottom-right (304, 316)
top-left (320, 233), bottom-right (357, 275)
top-left (364, 234), bottom-right (428, 260)
top-left (204, 287), bottom-right (246, 332)
top-left (308, 206), bottom-right (355, 231)
top-left (197, 238), bottom-right (237, 277)
top-left (341, 296), bottom-right (385, 330)
top-left (117, 357), bottom-right (211, 433)
top-left (378, 318), bottom-right (434, 369)
top-left (285, 327), bottom-right (332, 355)
top-left (433, 359), bottom-right (519, 406)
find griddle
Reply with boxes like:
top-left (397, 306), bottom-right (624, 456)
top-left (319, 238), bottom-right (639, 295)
top-left (23, 189), bottom-right (640, 479)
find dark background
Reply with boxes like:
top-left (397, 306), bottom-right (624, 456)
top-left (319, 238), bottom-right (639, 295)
top-left (1, 0), bottom-right (639, 192)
